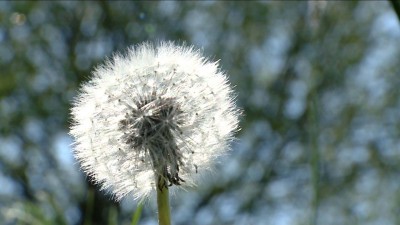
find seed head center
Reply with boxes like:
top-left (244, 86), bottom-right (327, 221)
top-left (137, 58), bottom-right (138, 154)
top-left (119, 94), bottom-right (185, 189)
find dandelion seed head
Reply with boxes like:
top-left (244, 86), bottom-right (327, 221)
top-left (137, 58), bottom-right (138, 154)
top-left (70, 42), bottom-right (240, 201)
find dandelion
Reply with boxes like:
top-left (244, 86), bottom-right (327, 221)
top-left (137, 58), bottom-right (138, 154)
top-left (70, 42), bottom-right (239, 224)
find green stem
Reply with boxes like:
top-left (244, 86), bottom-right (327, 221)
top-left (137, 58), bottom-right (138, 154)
top-left (309, 90), bottom-right (320, 225)
top-left (157, 178), bottom-right (171, 225)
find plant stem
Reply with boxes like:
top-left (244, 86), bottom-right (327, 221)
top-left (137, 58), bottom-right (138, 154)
top-left (309, 89), bottom-right (320, 225)
top-left (157, 178), bottom-right (171, 225)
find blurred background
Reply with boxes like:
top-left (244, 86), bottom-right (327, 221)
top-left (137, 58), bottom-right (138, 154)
top-left (1, 1), bottom-right (400, 225)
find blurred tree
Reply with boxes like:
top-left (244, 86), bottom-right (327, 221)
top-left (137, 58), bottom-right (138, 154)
top-left (0, 1), bottom-right (399, 225)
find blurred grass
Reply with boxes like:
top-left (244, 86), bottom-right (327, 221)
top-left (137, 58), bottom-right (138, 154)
top-left (131, 201), bottom-right (144, 225)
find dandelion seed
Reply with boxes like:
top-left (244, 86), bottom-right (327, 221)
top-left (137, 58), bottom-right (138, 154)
top-left (70, 42), bottom-right (240, 201)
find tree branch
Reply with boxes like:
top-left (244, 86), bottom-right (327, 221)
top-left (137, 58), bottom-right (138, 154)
top-left (389, 0), bottom-right (400, 23)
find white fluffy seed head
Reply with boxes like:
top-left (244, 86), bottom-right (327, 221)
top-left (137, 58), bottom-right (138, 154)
top-left (70, 42), bottom-right (240, 201)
